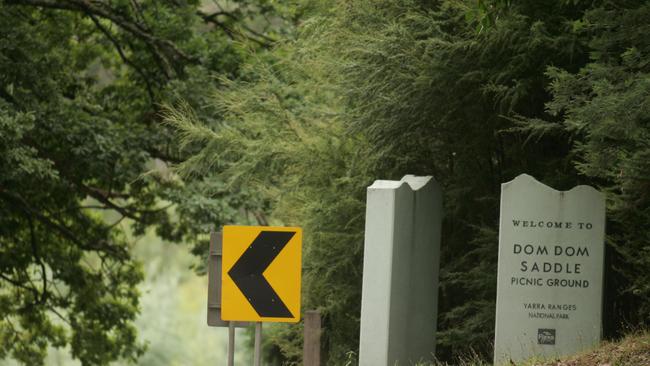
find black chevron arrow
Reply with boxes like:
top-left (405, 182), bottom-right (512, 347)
top-left (228, 230), bottom-right (295, 318)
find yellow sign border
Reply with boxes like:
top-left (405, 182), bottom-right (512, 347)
top-left (221, 225), bottom-right (302, 323)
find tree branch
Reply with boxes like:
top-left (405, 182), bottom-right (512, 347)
top-left (79, 184), bottom-right (142, 221)
top-left (7, 0), bottom-right (199, 73)
top-left (199, 10), bottom-right (229, 23)
top-left (0, 272), bottom-right (43, 306)
top-left (0, 88), bottom-right (19, 106)
top-left (87, 13), bottom-right (156, 102)
top-left (197, 10), bottom-right (275, 47)
top-left (128, 0), bottom-right (146, 26)
top-left (253, 211), bottom-right (269, 226)
top-left (48, 306), bottom-right (72, 325)
top-left (28, 216), bottom-right (48, 304)
top-left (146, 146), bottom-right (184, 164)
top-left (0, 190), bottom-right (126, 257)
top-left (198, 10), bottom-right (235, 40)
top-left (84, 186), bottom-right (129, 199)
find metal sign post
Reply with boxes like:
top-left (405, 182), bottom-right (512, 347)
top-left (253, 322), bottom-right (262, 366)
top-left (228, 321), bottom-right (235, 366)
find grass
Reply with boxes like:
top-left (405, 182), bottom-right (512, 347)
top-left (412, 331), bottom-right (650, 366)
top-left (522, 331), bottom-right (650, 366)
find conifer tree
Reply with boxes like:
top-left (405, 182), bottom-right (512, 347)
top-left (168, 0), bottom-right (650, 363)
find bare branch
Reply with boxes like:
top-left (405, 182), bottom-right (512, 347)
top-left (87, 13), bottom-right (156, 102)
top-left (0, 190), bottom-right (127, 257)
top-left (48, 306), bottom-right (72, 325)
top-left (79, 184), bottom-right (142, 221)
top-left (128, 0), bottom-right (146, 25)
top-left (28, 216), bottom-right (48, 304)
top-left (253, 211), bottom-right (269, 226)
top-left (197, 10), bottom-right (275, 47)
top-left (85, 186), bottom-right (129, 199)
top-left (0, 272), bottom-right (42, 302)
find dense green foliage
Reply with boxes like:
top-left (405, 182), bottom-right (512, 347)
top-left (3, 0), bottom-right (649, 364)
top-left (168, 0), bottom-right (650, 364)
top-left (0, 0), bottom-right (287, 364)
top-left (537, 1), bottom-right (650, 325)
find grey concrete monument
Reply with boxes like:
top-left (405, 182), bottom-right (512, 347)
top-left (494, 174), bottom-right (606, 365)
top-left (359, 175), bottom-right (442, 366)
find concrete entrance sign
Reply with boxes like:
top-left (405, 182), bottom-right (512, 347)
top-left (359, 175), bottom-right (442, 366)
top-left (494, 174), bottom-right (606, 365)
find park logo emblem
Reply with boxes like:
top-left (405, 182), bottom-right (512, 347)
top-left (538, 329), bottom-right (556, 345)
